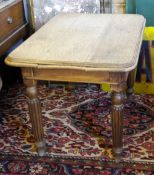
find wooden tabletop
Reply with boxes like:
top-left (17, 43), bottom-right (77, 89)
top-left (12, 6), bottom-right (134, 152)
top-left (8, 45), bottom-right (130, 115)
top-left (5, 13), bottom-right (145, 72)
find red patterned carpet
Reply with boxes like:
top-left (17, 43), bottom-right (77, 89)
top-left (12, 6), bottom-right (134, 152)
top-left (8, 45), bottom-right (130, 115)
top-left (0, 83), bottom-right (154, 174)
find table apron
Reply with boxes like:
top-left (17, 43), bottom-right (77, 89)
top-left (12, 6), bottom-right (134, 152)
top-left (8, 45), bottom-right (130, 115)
top-left (21, 67), bottom-right (129, 85)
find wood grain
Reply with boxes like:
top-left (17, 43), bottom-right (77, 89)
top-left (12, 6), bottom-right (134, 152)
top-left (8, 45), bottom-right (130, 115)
top-left (24, 79), bottom-right (46, 156)
top-left (0, 0), bottom-right (27, 57)
top-left (6, 13), bottom-right (145, 72)
top-left (21, 68), bottom-right (128, 84)
top-left (0, 0), bottom-right (24, 41)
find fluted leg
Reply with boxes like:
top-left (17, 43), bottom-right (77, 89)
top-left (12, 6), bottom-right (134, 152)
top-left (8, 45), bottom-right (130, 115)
top-left (127, 69), bottom-right (135, 96)
top-left (110, 83), bottom-right (124, 162)
top-left (25, 81), bottom-right (46, 156)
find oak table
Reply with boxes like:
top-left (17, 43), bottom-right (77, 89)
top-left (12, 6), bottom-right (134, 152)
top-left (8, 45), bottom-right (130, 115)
top-left (5, 13), bottom-right (145, 160)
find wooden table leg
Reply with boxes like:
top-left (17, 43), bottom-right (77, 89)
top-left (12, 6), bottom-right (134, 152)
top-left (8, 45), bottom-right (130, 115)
top-left (110, 84), bottom-right (124, 162)
top-left (24, 79), bottom-right (46, 156)
top-left (127, 69), bottom-right (135, 96)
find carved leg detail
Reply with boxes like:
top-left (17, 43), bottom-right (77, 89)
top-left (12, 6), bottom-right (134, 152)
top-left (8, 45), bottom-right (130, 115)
top-left (111, 89), bottom-right (124, 162)
top-left (26, 85), bottom-right (46, 156)
top-left (127, 69), bottom-right (135, 97)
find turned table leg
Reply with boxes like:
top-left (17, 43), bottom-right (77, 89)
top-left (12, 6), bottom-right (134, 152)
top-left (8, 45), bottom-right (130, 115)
top-left (127, 69), bottom-right (135, 96)
top-left (110, 84), bottom-right (124, 162)
top-left (24, 80), bottom-right (46, 156)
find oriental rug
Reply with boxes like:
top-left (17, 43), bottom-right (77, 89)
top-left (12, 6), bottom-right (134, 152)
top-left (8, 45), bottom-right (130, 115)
top-left (0, 83), bottom-right (154, 174)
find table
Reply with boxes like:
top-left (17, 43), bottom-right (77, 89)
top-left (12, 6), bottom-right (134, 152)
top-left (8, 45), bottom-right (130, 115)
top-left (5, 13), bottom-right (145, 160)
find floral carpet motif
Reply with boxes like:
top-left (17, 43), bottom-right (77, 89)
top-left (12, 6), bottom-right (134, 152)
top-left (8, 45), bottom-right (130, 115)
top-left (0, 155), bottom-right (154, 175)
top-left (0, 83), bottom-right (154, 173)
